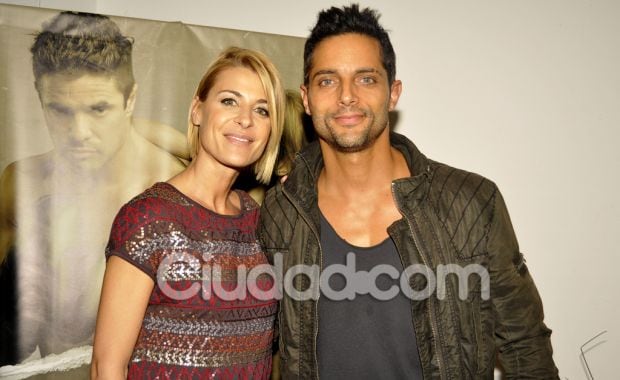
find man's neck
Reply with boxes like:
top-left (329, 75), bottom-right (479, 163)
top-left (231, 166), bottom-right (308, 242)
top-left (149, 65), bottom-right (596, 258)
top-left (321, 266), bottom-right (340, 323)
top-left (316, 129), bottom-right (411, 247)
top-left (318, 130), bottom-right (410, 195)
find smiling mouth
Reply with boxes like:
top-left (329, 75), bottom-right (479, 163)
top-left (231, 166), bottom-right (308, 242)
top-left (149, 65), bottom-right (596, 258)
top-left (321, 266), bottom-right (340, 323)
top-left (225, 134), bottom-right (254, 144)
top-left (334, 113), bottom-right (365, 126)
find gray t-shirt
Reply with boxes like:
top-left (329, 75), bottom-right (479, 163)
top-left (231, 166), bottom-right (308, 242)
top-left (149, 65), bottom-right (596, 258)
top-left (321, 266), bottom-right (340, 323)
top-left (318, 212), bottom-right (423, 379)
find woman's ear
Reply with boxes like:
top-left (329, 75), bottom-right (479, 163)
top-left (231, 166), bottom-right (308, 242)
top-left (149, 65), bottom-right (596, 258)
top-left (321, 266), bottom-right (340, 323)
top-left (190, 96), bottom-right (202, 126)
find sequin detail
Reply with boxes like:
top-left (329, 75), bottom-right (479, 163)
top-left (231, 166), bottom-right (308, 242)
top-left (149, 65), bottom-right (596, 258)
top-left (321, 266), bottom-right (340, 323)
top-left (106, 182), bottom-right (276, 379)
top-left (143, 315), bottom-right (274, 337)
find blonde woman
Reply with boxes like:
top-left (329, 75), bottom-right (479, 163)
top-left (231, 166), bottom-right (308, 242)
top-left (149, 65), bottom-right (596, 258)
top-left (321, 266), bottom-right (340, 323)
top-left (91, 47), bottom-right (285, 379)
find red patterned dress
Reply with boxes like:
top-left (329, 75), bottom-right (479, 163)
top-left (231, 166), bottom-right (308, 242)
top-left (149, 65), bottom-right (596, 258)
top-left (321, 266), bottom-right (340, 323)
top-left (105, 182), bottom-right (277, 379)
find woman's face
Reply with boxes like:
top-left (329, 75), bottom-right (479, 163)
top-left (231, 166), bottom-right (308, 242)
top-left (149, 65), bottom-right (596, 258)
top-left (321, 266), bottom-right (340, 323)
top-left (192, 66), bottom-right (271, 171)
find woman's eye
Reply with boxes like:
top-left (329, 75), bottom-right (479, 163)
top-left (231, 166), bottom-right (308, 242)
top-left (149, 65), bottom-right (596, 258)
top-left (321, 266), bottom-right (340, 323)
top-left (221, 98), bottom-right (237, 106)
top-left (255, 107), bottom-right (269, 117)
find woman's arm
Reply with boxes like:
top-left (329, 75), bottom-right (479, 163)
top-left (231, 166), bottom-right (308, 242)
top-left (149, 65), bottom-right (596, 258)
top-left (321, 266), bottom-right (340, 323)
top-left (91, 256), bottom-right (154, 379)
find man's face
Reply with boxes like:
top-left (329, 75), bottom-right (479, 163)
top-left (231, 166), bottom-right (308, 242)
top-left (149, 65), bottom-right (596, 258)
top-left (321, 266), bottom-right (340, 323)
top-left (38, 73), bottom-right (136, 172)
top-left (301, 33), bottom-right (401, 153)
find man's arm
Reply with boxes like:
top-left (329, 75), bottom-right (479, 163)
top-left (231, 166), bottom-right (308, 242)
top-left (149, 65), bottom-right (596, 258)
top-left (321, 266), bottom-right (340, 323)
top-left (487, 189), bottom-right (559, 379)
top-left (256, 184), bottom-right (295, 260)
top-left (257, 185), bottom-right (296, 380)
top-left (133, 118), bottom-right (190, 163)
top-left (0, 164), bottom-right (16, 267)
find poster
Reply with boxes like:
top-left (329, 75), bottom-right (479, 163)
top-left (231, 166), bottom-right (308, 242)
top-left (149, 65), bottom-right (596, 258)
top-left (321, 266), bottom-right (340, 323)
top-left (0, 4), bottom-right (304, 376)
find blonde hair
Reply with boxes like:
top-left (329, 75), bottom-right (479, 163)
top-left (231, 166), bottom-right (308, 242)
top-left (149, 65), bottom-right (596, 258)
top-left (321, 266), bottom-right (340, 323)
top-left (276, 90), bottom-right (307, 177)
top-left (187, 47), bottom-right (285, 184)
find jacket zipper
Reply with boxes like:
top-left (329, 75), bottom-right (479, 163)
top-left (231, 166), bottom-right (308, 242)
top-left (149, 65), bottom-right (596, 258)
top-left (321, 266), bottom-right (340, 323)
top-left (281, 186), bottom-right (322, 380)
top-left (391, 182), bottom-right (447, 380)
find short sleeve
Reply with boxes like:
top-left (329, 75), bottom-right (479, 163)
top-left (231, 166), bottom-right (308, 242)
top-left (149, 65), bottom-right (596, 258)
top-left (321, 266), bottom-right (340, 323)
top-left (105, 198), bottom-right (166, 281)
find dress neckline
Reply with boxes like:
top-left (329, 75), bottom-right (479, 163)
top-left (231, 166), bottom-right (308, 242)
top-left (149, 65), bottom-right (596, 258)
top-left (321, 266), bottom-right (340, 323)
top-left (158, 181), bottom-right (252, 218)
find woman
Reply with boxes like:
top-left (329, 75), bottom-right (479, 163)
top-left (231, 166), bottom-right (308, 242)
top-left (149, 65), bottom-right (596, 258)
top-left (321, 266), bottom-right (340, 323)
top-left (91, 47), bottom-right (285, 379)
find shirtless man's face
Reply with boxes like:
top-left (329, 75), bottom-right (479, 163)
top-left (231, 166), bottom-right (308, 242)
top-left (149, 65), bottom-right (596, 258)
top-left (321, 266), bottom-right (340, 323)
top-left (38, 73), bottom-right (136, 172)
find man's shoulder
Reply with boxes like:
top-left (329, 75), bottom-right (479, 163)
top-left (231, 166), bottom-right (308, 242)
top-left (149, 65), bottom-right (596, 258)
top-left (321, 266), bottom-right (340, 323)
top-left (427, 159), bottom-right (498, 207)
top-left (423, 160), bottom-right (500, 258)
top-left (131, 133), bottom-right (186, 174)
top-left (258, 183), bottom-right (300, 248)
top-left (2, 152), bottom-right (54, 178)
top-left (261, 183), bottom-right (292, 216)
top-left (1, 152), bottom-right (55, 200)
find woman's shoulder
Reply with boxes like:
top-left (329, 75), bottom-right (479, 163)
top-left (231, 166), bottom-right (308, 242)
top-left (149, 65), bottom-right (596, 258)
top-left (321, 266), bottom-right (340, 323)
top-left (132, 182), bottom-right (190, 205)
top-left (122, 182), bottom-right (193, 213)
top-left (236, 189), bottom-right (260, 213)
top-left (112, 182), bottom-right (192, 232)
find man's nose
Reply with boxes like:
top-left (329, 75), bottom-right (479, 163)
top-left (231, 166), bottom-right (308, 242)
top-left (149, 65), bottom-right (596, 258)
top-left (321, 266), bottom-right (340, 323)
top-left (68, 113), bottom-right (92, 140)
top-left (339, 80), bottom-right (358, 107)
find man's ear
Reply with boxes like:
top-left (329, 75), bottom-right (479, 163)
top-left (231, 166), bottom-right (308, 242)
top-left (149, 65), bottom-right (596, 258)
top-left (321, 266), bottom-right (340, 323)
top-left (388, 80), bottom-right (402, 111)
top-left (190, 96), bottom-right (202, 126)
top-left (300, 85), bottom-right (311, 115)
top-left (125, 84), bottom-right (138, 115)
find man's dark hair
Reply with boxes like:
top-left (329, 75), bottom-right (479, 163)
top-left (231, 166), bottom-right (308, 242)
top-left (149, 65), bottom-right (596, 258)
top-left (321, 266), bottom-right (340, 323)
top-left (303, 4), bottom-right (396, 85)
top-left (31, 11), bottom-right (135, 101)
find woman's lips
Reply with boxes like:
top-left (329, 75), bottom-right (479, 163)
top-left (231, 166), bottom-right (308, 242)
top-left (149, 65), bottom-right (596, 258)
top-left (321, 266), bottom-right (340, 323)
top-left (225, 133), bottom-right (254, 144)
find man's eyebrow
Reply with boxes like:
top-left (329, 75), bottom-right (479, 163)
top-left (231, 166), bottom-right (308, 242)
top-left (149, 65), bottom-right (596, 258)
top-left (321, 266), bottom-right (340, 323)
top-left (311, 68), bottom-right (384, 80)
top-left (45, 102), bottom-right (69, 110)
top-left (90, 101), bottom-right (111, 107)
top-left (311, 69), bottom-right (336, 80)
top-left (356, 68), bottom-right (382, 75)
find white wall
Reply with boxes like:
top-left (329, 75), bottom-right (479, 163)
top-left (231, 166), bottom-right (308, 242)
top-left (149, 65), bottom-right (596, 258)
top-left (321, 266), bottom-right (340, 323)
top-left (2, 0), bottom-right (618, 378)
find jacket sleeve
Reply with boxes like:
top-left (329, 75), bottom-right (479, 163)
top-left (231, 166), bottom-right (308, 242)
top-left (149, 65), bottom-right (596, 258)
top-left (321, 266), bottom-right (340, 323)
top-left (487, 188), bottom-right (559, 379)
top-left (257, 184), bottom-right (290, 359)
top-left (257, 184), bottom-right (295, 260)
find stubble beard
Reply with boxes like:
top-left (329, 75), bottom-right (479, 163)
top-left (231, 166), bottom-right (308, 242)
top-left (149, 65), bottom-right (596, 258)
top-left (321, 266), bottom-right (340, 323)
top-left (315, 110), bottom-right (389, 153)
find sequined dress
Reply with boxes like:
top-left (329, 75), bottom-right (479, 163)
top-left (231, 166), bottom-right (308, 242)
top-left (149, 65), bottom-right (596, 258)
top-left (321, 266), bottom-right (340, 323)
top-left (105, 182), bottom-right (277, 379)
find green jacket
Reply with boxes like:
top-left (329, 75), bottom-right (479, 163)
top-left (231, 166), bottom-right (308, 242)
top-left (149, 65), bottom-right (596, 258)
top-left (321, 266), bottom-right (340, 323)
top-left (258, 132), bottom-right (559, 379)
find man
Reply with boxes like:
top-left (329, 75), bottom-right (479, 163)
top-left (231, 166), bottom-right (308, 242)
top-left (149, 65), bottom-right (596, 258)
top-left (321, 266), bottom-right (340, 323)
top-left (0, 11), bottom-right (184, 360)
top-left (258, 4), bottom-right (559, 379)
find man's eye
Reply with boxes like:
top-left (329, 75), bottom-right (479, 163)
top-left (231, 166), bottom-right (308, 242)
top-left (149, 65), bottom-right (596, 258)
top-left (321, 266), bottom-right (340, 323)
top-left (255, 107), bottom-right (269, 117)
top-left (318, 78), bottom-right (335, 87)
top-left (359, 76), bottom-right (376, 84)
top-left (48, 105), bottom-right (71, 116)
top-left (91, 106), bottom-right (108, 114)
top-left (221, 98), bottom-right (237, 106)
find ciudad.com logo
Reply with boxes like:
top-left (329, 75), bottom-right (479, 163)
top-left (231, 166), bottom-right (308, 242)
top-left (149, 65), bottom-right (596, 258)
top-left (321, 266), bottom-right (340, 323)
top-left (156, 251), bottom-right (489, 302)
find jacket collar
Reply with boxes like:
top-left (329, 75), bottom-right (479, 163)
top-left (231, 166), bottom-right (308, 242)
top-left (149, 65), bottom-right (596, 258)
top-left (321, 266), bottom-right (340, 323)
top-left (282, 131), bottom-right (432, 213)
top-left (390, 132), bottom-right (432, 213)
top-left (280, 139), bottom-right (322, 219)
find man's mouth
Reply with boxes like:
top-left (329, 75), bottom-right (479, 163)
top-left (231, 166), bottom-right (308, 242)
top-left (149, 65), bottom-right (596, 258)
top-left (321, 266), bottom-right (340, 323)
top-left (333, 112), bottom-right (365, 126)
top-left (66, 146), bottom-right (98, 158)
